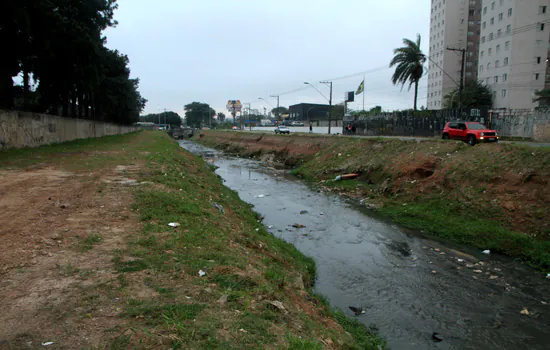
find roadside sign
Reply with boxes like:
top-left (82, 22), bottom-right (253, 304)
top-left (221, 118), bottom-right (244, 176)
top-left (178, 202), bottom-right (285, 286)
top-left (227, 100), bottom-right (242, 112)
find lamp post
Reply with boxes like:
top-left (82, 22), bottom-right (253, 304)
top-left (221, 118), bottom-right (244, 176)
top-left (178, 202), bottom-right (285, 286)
top-left (304, 81), bottom-right (332, 135)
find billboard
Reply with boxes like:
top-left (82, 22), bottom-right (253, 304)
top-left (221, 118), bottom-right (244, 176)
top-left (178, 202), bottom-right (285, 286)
top-left (227, 100), bottom-right (242, 112)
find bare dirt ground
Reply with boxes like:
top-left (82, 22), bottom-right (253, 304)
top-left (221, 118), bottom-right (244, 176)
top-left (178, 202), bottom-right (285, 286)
top-left (0, 163), bottom-right (140, 348)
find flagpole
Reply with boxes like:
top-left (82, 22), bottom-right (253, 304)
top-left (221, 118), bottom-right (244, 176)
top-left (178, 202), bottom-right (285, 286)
top-left (362, 74), bottom-right (365, 111)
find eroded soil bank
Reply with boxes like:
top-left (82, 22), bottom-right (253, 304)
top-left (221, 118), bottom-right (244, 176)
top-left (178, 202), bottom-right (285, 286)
top-left (198, 131), bottom-right (550, 269)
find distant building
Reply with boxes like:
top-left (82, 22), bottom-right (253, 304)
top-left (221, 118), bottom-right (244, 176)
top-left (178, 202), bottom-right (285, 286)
top-left (427, 0), bottom-right (482, 110)
top-left (288, 103), bottom-right (330, 121)
top-left (478, 0), bottom-right (550, 110)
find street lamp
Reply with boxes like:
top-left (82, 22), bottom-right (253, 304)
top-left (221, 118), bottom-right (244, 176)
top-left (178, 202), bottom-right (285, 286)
top-left (304, 82), bottom-right (332, 135)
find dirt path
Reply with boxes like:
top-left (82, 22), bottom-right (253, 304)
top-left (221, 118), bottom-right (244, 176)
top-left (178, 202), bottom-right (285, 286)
top-left (0, 162), bottom-right (140, 348)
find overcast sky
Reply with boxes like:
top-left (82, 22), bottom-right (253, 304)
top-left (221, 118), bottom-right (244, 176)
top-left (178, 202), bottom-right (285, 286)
top-left (105, 0), bottom-right (430, 116)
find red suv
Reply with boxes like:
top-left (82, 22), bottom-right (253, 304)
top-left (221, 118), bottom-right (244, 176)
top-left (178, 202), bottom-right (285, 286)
top-left (442, 121), bottom-right (499, 145)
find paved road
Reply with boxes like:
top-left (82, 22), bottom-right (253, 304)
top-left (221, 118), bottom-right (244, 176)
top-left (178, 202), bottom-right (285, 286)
top-left (233, 128), bottom-right (550, 147)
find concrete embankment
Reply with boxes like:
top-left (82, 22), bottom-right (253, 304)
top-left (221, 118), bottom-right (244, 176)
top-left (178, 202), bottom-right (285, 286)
top-left (0, 109), bottom-right (138, 149)
top-left (199, 131), bottom-right (550, 269)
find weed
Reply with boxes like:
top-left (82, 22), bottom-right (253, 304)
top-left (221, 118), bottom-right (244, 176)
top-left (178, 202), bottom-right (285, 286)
top-left (80, 233), bottom-right (103, 251)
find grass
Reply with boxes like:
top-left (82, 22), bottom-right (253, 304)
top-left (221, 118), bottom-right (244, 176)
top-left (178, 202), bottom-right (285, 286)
top-left (0, 130), bottom-right (381, 348)
top-left (199, 130), bottom-right (550, 271)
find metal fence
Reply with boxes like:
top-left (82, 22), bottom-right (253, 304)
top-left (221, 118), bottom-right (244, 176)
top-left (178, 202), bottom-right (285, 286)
top-left (352, 108), bottom-right (489, 137)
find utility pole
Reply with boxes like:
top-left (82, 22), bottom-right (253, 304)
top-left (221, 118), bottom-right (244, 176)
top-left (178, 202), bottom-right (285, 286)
top-left (270, 95), bottom-right (280, 123)
top-left (446, 47), bottom-right (466, 115)
top-left (320, 81), bottom-right (332, 135)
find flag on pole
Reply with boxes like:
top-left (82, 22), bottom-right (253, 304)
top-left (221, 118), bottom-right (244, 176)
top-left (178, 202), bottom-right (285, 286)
top-left (356, 80), bottom-right (365, 95)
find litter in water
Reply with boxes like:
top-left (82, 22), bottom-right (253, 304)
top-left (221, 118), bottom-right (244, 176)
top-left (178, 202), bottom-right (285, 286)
top-left (482, 250), bottom-right (491, 255)
top-left (292, 223), bottom-right (306, 228)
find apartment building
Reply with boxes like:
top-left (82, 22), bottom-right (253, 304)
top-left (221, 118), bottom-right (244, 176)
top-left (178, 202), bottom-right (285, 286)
top-left (478, 0), bottom-right (550, 110)
top-left (427, 0), bottom-right (482, 110)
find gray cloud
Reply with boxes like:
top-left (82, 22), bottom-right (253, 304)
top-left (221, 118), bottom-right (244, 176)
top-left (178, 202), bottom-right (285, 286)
top-left (105, 0), bottom-right (430, 115)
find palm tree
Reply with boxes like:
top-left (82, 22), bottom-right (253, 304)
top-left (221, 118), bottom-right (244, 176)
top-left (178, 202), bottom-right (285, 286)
top-left (390, 34), bottom-right (426, 111)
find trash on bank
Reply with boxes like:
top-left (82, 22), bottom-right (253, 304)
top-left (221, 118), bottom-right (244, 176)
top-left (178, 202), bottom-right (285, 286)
top-left (482, 250), bottom-right (491, 255)
top-left (168, 222), bottom-right (180, 227)
top-left (334, 173), bottom-right (360, 181)
top-left (212, 202), bottom-right (225, 214)
top-left (41, 342), bottom-right (54, 346)
top-left (267, 225), bottom-right (273, 229)
top-left (546, 273), bottom-right (550, 279)
top-left (348, 306), bottom-right (365, 316)
top-left (520, 307), bottom-right (530, 316)
top-left (198, 270), bottom-right (206, 277)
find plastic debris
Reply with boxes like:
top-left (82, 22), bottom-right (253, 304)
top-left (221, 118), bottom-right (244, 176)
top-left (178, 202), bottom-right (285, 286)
top-left (489, 275), bottom-right (499, 280)
top-left (334, 175), bottom-right (342, 181)
top-left (42, 342), bottom-right (54, 346)
top-left (546, 273), bottom-right (550, 279)
top-left (198, 270), bottom-right (206, 277)
top-left (457, 259), bottom-right (464, 262)
top-left (432, 332), bottom-right (443, 342)
top-left (267, 225), bottom-right (273, 229)
top-left (292, 223), bottom-right (306, 228)
top-left (212, 202), bottom-right (225, 214)
top-left (348, 306), bottom-right (365, 316)
top-left (255, 228), bottom-right (259, 231)
top-left (520, 307), bottom-right (530, 316)
top-left (255, 194), bottom-right (266, 198)
top-left (320, 212), bottom-right (324, 215)
top-left (482, 250), bottom-right (491, 255)
top-left (473, 270), bottom-right (483, 273)
top-left (267, 300), bottom-right (286, 311)
top-left (168, 222), bottom-right (180, 227)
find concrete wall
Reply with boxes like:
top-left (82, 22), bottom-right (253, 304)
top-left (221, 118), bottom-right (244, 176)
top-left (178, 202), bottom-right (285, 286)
top-left (491, 108), bottom-right (550, 140)
top-left (0, 110), bottom-right (139, 149)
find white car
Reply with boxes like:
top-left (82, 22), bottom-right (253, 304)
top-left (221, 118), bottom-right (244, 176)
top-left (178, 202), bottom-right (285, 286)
top-left (275, 126), bottom-right (290, 134)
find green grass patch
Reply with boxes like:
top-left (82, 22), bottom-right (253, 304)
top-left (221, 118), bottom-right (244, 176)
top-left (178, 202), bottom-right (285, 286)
top-left (80, 233), bottom-right (103, 251)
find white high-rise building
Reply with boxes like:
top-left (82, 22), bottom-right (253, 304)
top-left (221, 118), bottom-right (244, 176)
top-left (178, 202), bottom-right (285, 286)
top-left (427, 0), bottom-right (482, 110)
top-left (478, 0), bottom-right (550, 110)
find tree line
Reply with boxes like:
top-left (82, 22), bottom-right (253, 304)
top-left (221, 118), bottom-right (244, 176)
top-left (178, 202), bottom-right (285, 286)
top-left (1, 0), bottom-right (146, 125)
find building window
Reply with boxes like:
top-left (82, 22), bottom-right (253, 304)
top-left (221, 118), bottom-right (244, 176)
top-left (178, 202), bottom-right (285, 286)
top-left (482, 36), bottom-right (486, 43)
top-left (496, 44), bottom-right (501, 53)
top-left (495, 60), bottom-right (500, 68)
top-left (540, 23), bottom-right (545, 31)
top-left (490, 17), bottom-right (495, 25)
top-left (468, 51), bottom-right (474, 57)
top-left (504, 57), bottom-right (508, 65)
top-left (508, 8), bottom-right (512, 17)
top-left (484, 7), bottom-right (487, 15)
top-left (493, 91), bottom-right (497, 98)
top-left (480, 65), bottom-right (484, 72)
top-left (494, 76), bottom-right (499, 83)
top-left (469, 20), bottom-right (475, 25)
top-left (497, 29), bottom-right (502, 37)
top-left (536, 73), bottom-right (540, 80)
top-left (502, 89), bottom-right (507, 97)
top-left (491, 2), bottom-right (496, 10)
top-left (488, 48), bottom-right (492, 56)
top-left (499, 13), bottom-right (503, 21)
top-left (483, 22), bottom-right (486, 29)
top-left (468, 41), bottom-right (473, 47)
top-left (466, 72), bottom-right (472, 77)
top-left (481, 50), bottom-right (485, 58)
top-left (488, 62), bottom-right (492, 70)
top-left (505, 41), bottom-right (510, 50)
top-left (507, 24), bottom-right (511, 33)
top-left (541, 6), bottom-right (547, 14)
top-left (503, 73), bottom-right (508, 81)
top-left (537, 56), bottom-right (542, 64)
top-left (489, 33), bottom-right (493, 40)
top-left (468, 31), bottom-right (474, 36)
top-left (466, 62), bottom-right (473, 67)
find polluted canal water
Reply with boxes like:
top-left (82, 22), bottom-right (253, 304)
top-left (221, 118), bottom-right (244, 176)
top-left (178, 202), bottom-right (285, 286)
top-left (180, 140), bottom-right (550, 350)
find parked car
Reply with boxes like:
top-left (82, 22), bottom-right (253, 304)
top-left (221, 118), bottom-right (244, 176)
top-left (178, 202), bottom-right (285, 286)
top-left (275, 125), bottom-right (290, 134)
top-left (442, 121), bottom-right (499, 145)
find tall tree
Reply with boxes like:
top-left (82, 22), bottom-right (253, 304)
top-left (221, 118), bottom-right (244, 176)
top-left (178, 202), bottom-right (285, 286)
top-left (140, 111), bottom-right (182, 126)
top-left (389, 34), bottom-right (426, 111)
top-left (271, 107), bottom-right (289, 118)
top-left (217, 112), bottom-right (226, 122)
top-left (533, 89), bottom-right (550, 107)
top-left (184, 102), bottom-right (215, 127)
top-left (443, 80), bottom-right (492, 109)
